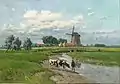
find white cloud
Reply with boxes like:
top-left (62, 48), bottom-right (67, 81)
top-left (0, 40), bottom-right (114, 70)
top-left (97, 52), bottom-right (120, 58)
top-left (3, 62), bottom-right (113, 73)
top-left (100, 16), bottom-right (108, 20)
top-left (53, 28), bottom-right (61, 31)
top-left (20, 10), bottom-right (85, 34)
top-left (0, 10), bottom-right (85, 44)
top-left (23, 10), bottom-right (38, 18)
top-left (87, 8), bottom-right (92, 13)
top-left (12, 8), bottom-right (15, 11)
top-left (24, 10), bottom-right (62, 21)
top-left (88, 8), bottom-right (92, 10)
top-left (88, 12), bottom-right (95, 16)
top-left (73, 15), bottom-right (84, 21)
top-left (1, 10), bottom-right (119, 45)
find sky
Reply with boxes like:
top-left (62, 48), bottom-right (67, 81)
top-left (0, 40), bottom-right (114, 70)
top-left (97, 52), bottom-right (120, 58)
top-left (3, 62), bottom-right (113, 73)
top-left (0, 0), bottom-right (119, 45)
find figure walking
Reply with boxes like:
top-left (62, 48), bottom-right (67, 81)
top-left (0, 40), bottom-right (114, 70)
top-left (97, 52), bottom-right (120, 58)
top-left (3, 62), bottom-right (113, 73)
top-left (71, 59), bottom-right (76, 72)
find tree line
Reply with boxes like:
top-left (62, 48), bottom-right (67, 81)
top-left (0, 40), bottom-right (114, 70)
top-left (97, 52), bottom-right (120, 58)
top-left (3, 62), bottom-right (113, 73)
top-left (4, 35), bottom-right (32, 52)
top-left (4, 35), bottom-right (67, 51)
top-left (42, 36), bottom-right (67, 45)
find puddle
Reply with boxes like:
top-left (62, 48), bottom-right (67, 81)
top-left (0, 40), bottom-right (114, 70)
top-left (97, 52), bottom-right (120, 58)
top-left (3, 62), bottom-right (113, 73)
top-left (59, 53), bottom-right (120, 83)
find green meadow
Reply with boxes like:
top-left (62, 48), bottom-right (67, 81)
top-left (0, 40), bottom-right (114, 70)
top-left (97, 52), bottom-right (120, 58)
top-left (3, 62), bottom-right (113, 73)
top-left (0, 47), bottom-right (120, 83)
top-left (0, 50), bottom-right (56, 84)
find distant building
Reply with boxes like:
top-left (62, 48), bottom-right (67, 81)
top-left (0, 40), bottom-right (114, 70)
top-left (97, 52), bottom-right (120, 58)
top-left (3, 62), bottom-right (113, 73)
top-left (37, 43), bottom-right (44, 47)
top-left (66, 26), bottom-right (81, 46)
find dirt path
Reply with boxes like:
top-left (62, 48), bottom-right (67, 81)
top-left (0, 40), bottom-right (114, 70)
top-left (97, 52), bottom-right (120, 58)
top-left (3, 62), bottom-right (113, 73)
top-left (50, 69), bottom-right (92, 84)
top-left (42, 55), bottom-right (94, 84)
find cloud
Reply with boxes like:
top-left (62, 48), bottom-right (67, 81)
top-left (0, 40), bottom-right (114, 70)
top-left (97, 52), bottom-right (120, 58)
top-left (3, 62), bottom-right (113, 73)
top-left (87, 7), bottom-right (95, 16)
top-left (0, 10), bottom-right (85, 45)
top-left (88, 8), bottom-right (92, 10)
top-left (88, 12), bottom-right (95, 16)
top-left (12, 8), bottom-right (15, 12)
top-left (20, 10), bottom-right (85, 34)
top-left (23, 10), bottom-right (62, 21)
top-left (0, 9), bottom-right (119, 45)
top-left (99, 16), bottom-right (108, 20)
top-left (73, 15), bottom-right (84, 21)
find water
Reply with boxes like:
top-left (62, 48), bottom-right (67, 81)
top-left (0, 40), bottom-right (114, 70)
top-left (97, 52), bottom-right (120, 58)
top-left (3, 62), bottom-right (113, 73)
top-left (60, 53), bottom-right (120, 83)
top-left (76, 64), bottom-right (120, 83)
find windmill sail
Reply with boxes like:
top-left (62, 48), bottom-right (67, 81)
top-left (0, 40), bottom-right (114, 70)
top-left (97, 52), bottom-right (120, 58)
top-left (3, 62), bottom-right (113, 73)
top-left (72, 26), bottom-right (75, 34)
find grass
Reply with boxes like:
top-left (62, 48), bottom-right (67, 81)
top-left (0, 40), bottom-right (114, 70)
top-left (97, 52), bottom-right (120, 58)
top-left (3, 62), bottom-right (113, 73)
top-left (0, 47), bottom-right (120, 83)
top-left (0, 50), bottom-right (56, 83)
top-left (83, 47), bottom-right (120, 52)
top-left (28, 69), bottom-right (55, 84)
top-left (68, 52), bottom-right (120, 66)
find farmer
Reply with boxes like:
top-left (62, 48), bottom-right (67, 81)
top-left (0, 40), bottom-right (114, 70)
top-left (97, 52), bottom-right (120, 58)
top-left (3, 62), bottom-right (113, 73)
top-left (71, 59), bottom-right (76, 72)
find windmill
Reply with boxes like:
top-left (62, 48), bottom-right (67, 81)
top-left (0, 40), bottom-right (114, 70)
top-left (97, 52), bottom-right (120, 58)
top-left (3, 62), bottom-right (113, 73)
top-left (66, 26), bottom-right (81, 46)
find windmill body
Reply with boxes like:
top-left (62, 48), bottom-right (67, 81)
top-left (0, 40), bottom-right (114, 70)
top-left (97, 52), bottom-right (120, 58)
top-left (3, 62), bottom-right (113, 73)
top-left (66, 26), bottom-right (81, 46)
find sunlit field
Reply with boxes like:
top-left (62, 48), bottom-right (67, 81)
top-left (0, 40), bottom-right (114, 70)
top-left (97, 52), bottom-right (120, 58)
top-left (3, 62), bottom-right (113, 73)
top-left (68, 52), bottom-right (120, 66)
top-left (0, 50), bottom-right (56, 83)
top-left (0, 47), bottom-right (120, 83)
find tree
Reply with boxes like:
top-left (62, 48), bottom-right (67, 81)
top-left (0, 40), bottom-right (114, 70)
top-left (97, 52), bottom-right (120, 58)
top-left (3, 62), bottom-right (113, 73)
top-left (23, 38), bottom-right (32, 50)
top-left (12, 37), bottom-right (22, 50)
top-left (42, 36), bottom-right (59, 45)
top-left (51, 37), bottom-right (59, 44)
top-left (5, 35), bottom-right (15, 52)
top-left (94, 44), bottom-right (106, 47)
top-left (6, 35), bottom-right (15, 45)
top-left (58, 38), bottom-right (67, 44)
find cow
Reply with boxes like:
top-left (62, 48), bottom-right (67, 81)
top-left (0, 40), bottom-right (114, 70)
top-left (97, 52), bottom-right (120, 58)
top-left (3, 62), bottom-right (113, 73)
top-left (49, 59), bottom-right (70, 69)
top-left (49, 59), bottom-right (58, 66)
top-left (58, 60), bottom-right (70, 69)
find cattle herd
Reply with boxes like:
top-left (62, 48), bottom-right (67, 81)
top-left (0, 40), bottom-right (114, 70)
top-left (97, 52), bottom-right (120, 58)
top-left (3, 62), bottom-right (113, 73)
top-left (49, 58), bottom-right (81, 72)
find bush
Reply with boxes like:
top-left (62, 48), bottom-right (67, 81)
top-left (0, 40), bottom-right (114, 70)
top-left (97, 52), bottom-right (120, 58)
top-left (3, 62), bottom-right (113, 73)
top-left (94, 44), bottom-right (106, 47)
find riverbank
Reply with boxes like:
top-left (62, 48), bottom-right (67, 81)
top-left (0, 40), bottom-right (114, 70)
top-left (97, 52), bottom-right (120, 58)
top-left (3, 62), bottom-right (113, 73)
top-left (60, 53), bottom-right (120, 83)
top-left (42, 55), bottom-right (94, 84)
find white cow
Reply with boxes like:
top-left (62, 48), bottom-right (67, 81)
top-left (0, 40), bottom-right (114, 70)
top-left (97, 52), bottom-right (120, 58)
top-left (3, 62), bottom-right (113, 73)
top-left (49, 59), bottom-right (58, 66)
top-left (49, 58), bottom-right (70, 69)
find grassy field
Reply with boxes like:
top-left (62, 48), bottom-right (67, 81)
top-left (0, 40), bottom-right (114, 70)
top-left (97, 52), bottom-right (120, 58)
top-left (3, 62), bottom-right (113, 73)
top-left (0, 50), bottom-right (56, 84)
top-left (68, 51), bottom-right (120, 66)
top-left (0, 47), bottom-right (120, 83)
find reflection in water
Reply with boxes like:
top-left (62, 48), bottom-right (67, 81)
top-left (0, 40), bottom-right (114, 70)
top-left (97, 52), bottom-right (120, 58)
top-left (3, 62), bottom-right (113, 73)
top-left (60, 53), bottom-right (120, 83)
